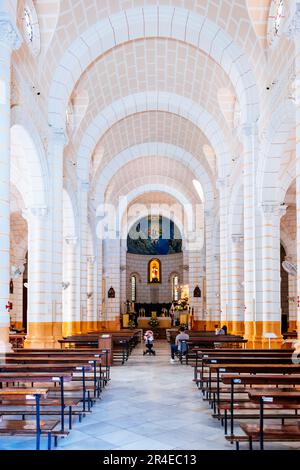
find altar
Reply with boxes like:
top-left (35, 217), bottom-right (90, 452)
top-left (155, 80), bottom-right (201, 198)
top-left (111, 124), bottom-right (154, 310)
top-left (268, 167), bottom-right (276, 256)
top-left (137, 317), bottom-right (172, 329)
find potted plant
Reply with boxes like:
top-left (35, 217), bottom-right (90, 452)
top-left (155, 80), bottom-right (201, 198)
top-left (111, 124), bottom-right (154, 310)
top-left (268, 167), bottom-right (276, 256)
top-left (128, 319), bottom-right (136, 329)
top-left (148, 317), bottom-right (160, 329)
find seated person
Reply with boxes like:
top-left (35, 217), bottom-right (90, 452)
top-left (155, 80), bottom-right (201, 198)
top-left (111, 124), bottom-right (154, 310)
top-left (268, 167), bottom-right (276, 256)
top-left (216, 324), bottom-right (227, 335)
top-left (170, 327), bottom-right (189, 363)
top-left (143, 330), bottom-right (156, 356)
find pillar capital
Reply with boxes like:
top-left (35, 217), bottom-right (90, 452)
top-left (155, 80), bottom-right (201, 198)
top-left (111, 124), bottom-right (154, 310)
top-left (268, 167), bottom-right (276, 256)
top-left (87, 256), bottom-right (96, 265)
top-left (50, 127), bottom-right (68, 147)
top-left (231, 234), bottom-right (244, 244)
top-left (0, 16), bottom-right (22, 51)
top-left (80, 181), bottom-right (90, 193)
top-left (216, 176), bottom-right (230, 192)
top-left (204, 209), bottom-right (214, 218)
top-left (239, 122), bottom-right (258, 139)
top-left (261, 202), bottom-right (287, 219)
top-left (64, 236), bottom-right (78, 246)
top-left (22, 205), bottom-right (48, 221)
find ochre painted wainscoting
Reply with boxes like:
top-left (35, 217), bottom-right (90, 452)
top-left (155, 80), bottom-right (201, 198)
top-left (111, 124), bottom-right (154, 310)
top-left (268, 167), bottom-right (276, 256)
top-left (12, 322), bottom-right (24, 331)
top-left (192, 321), bottom-right (214, 331)
top-left (243, 321), bottom-right (283, 348)
top-left (288, 320), bottom-right (297, 332)
top-left (191, 320), bottom-right (286, 348)
top-left (96, 320), bottom-right (121, 331)
top-left (24, 322), bottom-right (57, 349)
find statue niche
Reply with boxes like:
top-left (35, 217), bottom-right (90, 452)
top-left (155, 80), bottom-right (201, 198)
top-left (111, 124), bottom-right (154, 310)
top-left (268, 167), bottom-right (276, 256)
top-left (148, 258), bottom-right (161, 284)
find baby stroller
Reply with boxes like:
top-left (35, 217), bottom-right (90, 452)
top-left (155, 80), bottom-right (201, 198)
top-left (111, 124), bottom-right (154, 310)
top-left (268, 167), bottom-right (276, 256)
top-left (143, 330), bottom-right (156, 356)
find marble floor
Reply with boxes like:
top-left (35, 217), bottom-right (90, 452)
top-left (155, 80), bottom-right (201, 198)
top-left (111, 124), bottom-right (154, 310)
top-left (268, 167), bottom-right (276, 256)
top-left (0, 340), bottom-right (300, 451)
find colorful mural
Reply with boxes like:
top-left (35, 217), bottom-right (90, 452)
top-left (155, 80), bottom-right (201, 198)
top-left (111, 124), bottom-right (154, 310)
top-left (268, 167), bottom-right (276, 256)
top-left (127, 216), bottom-right (182, 255)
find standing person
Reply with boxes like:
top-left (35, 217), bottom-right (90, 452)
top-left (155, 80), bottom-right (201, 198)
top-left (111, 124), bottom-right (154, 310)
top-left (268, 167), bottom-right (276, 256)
top-left (170, 327), bottom-right (189, 363)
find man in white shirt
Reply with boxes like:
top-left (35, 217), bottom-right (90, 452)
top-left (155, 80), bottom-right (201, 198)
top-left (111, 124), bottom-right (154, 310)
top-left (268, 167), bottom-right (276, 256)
top-left (170, 327), bottom-right (189, 363)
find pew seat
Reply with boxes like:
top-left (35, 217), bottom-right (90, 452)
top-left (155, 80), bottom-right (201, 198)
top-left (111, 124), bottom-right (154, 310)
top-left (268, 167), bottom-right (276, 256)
top-left (0, 420), bottom-right (67, 450)
top-left (238, 423), bottom-right (300, 450)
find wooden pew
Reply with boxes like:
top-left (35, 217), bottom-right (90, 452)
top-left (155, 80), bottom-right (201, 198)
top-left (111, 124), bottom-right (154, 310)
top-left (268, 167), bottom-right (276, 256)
top-left (205, 363), bottom-right (300, 415)
top-left (0, 371), bottom-right (73, 433)
top-left (187, 336), bottom-right (248, 357)
top-left (220, 373), bottom-right (300, 436)
top-left (13, 349), bottom-right (111, 384)
top-left (3, 355), bottom-right (103, 400)
top-left (59, 331), bottom-right (139, 364)
top-left (0, 371), bottom-right (82, 432)
top-left (241, 390), bottom-right (300, 450)
top-left (0, 363), bottom-right (93, 415)
top-left (193, 349), bottom-right (300, 450)
top-left (199, 355), bottom-right (294, 400)
top-left (193, 349), bottom-right (294, 382)
top-left (0, 388), bottom-right (57, 450)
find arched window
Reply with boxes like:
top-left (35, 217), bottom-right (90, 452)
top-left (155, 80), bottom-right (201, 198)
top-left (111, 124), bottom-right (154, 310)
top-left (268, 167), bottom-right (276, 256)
top-left (131, 275), bottom-right (136, 302)
top-left (172, 275), bottom-right (179, 301)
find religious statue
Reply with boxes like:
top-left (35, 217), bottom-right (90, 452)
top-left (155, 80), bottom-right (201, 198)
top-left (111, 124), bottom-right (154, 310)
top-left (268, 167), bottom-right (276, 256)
top-left (152, 263), bottom-right (159, 280)
top-left (148, 258), bottom-right (161, 283)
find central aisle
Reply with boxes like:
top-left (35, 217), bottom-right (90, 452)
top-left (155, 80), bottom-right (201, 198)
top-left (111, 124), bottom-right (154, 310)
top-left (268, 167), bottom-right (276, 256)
top-left (57, 340), bottom-right (232, 450)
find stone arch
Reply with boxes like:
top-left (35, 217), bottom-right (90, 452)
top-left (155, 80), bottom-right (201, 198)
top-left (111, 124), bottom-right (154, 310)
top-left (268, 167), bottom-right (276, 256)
top-left (10, 113), bottom-right (48, 208)
top-left (48, 6), bottom-right (259, 129)
top-left (77, 92), bottom-right (231, 181)
top-left (258, 100), bottom-right (295, 205)
top-left (129, 271), bottom-right (142, 284)
top-left (116, 184), bottom-right (195, 240)
top-left (95, 143), bottom-right (215, 211)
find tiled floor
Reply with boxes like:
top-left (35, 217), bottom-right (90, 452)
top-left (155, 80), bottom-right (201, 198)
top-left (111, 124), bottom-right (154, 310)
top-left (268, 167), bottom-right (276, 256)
top-left (1, 340), bottom-right (300, 450)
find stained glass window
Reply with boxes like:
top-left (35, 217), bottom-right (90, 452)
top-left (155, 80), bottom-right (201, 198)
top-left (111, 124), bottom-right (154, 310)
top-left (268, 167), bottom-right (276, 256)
top-left (172, 275), bottom-right (179, 301)
top-left (131, 275), bottom-right (136, 302)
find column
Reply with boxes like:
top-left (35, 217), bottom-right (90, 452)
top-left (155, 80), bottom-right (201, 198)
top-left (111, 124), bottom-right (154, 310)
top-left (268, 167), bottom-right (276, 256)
top-left (62, 236), bottom-right (79, 336)
top-left (49, 129), bottom-right (68, 343)
top-left (0, 15), bottom-right (21, 351)
top-left (229, 234), bottom-right (244, 335)
top-left (103, 238), bottom-right (121, 330)
top-left (92, 250), bottom-right (98, 330)
top-left (120, 238), bottom-right (127, 312)
top-left (79, 182), bottom-right (89, 333)
top-left (241, 123), bottom-right (258, 343)
top-left (23, 206), bottom-right (54, 348)
top-left (288, 4), bottom-right (300, 338)
top-left (96, 238), bottom-right (103, 328)
top-left (260, 203), bottom-right (287, 346)
top-left (87, 255), bottom-right (96, 331)
top-left (204, 211), bottom-right (220, 330)
top-left (217, 177), bottom-right (230, 326)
